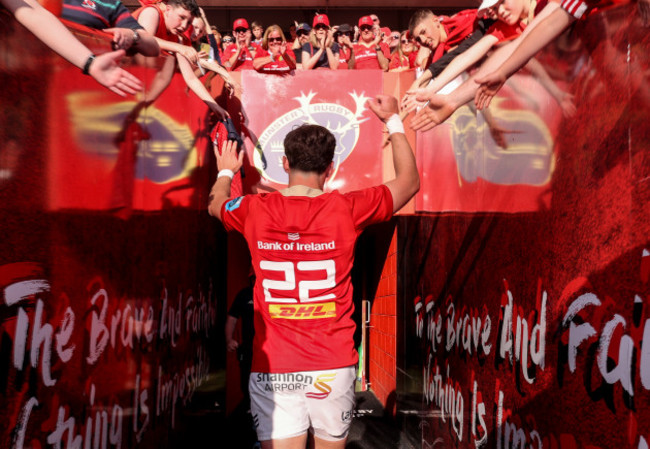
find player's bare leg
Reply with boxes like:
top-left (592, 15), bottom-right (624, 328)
top-left (309, 436), bottom-right (346, 449)
top-left (261, 433), bottom-right (308, 449)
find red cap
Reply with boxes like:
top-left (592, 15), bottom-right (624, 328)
top-left (233, 18), bottom-right (249, 30)
top-left (358, 16), bottom-right (374, 28)
top-left (313, 14), bottom-right (330, 28)
top-left (380, 26), bottom-right (391, 36)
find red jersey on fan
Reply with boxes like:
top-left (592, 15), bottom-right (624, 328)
top-left (431, 9), bottom-right (478, 63)
top-left (220, 185), bottom-right (393, 373)
top-left (351, 42), bottom-right (390, 69)
top-left (254, 47), bottom-right (295, 74)
top-left (337, 46), bottom-right (351, 70)
top-left (132, 4), bottom-right (184, 45)
top-left (225, 42), bottom-right (261, 71)
top-left (389, 52), bottom-right (417, 70)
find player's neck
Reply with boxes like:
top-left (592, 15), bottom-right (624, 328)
top-left (287, 170), bottom-right (326, 191)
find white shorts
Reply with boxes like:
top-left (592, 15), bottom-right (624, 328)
top-left (249, 366), bottom-right (356, 442)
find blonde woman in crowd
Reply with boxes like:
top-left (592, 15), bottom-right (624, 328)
top-left (253, 24), bottom-right (296, 74)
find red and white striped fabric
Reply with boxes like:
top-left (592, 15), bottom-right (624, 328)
top-left (561, 0), bottom-right (592, 19)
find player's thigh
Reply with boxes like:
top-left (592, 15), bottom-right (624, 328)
top-left (261, 433), bottom-right (308, 449)
top-left (250, 373), bottom-right (311, 441)
top-left (306, 366), bottom-right (356, 442)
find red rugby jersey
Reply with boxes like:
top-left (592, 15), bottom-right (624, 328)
top-left (352, 42), bottom-right (391, 70)
top-left (224, 42), bottom-right (261, 71)
top-left (221, 185), bottom-right (393, 373)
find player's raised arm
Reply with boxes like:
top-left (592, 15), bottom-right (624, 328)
top-left (208, 140), bottom-right (244, 220)
top-left (367, 95), bottom-right (420, 212)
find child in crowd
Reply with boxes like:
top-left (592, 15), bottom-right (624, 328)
top-left (473, 0), bottom-right (639, 109)
top-left (333, 23), bottom-right (353, 70)
top-left (409, 0), bottom-right (638, 131)
top-left (134, 0), bottom-right (228, 119)
top-left (251, 20), bottom-right (264, 45)
top-left (401, 8), bottom-right (495, 107)
top-left (404, 0), bottom-right (556, 113)
top-left (187, 11), bottom-right (240, 95)
top-left (290, 22), bottom-right (310, 68)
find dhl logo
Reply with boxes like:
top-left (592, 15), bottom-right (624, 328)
top-left (269, 302), bottom-right (336, 319)
top-left (306, 373), bottom-right (336, 399)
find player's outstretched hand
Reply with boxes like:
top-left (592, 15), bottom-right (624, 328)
top-left (410, 94), bottom-right (455, 132)
top-left (366, 94), bottom-right (399, 122)
top-left (474, 70), bottom-right (507, 110)
top-left (214, 139), bottom-right (244, 173)
top-left (89, 49), bottom-right (143, 96)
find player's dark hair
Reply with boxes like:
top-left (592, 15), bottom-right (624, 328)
top-left (284, 124), bottom-right (336, 175)
top-left (168, 0), bottom-right (199, 16)
top-left (408, 9), bottom-right (434, 35)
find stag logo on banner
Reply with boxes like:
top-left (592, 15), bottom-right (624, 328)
top-left (66, 95), bottom-right (196, 184)
top-left (253, 91), bottom-right (370, 185)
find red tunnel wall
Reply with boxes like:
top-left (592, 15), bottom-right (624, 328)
top-left (1, 1), bottom-right (648, 448)
top-left (387, 3), bottom-right (650, 449)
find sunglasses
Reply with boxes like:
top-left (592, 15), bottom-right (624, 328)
top-left (297, 30), bottom-right (309, 36)
top-left (338, 32), bottom-right (351, 36)
top-left (401, 40), bottom-right (410, 44)
top-left (234, 28), bottom-right (247, 33)
top-left (314, 24), bottom-right (329, 30)
top-left (223, 38), bottom-right (233, 43)
top-left (391, 35), bottom-right (400, 40)
top-left (360, 25), bottom-right (373, 31)
top-left (268, 37), bottom-right (283, 43)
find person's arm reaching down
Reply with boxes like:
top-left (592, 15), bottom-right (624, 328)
top-left (4, 0), bottom-right (142, 96)
top-left (176, 54), bottom-right (229, 119)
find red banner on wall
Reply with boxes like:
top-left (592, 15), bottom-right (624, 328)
top-left (415, 74), bottom-right (563, 213)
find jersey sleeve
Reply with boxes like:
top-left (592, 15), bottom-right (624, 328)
top-left (220, 195), bottom-right (250, 234)
top-left (113, 2), bottom-right (143, 29)
top-left (486, 21), bottom-right (523, 43)
top-left (561, 0), bottom-right (591, 19)
top-left (345, 185), bottom-right (394, 230)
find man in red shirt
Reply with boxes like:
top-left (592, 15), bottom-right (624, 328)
top-left (208, 94), bottom-right (419, 449)
top-left (349, 15), bottom-right (390, 70)
top-left (225, 17), bottom-right (261, 71)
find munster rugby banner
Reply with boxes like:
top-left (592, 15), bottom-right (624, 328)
top-left (240, 70), bottom-right (385, 193)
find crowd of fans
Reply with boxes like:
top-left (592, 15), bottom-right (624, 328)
top-left (4, 0), bottom-right (649, 130)
top-left (195, 12), bottom-right (424, 72)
